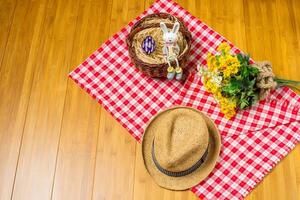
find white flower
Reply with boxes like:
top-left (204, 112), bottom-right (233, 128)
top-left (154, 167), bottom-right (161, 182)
top-left (197, 65), bottom-right (210, 76)
top-left (211, 75), bottom-right (222, 86)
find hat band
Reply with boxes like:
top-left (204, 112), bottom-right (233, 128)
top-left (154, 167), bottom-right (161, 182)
top-left (151, 141), bottom-right (209, 177)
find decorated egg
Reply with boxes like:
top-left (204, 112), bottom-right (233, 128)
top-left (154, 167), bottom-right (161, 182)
top-left (142, 36), bottom-right (156, 54)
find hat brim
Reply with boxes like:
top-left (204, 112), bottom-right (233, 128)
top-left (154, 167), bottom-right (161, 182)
top-left (141, 106), bottom-right (222, 191)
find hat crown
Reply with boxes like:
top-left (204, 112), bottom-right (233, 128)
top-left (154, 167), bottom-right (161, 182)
top-left (154, 109), bottom-right (209, 172)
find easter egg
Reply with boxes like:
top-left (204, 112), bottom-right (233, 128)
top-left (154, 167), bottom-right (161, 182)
top-left (142, 36), bottom-right (156, 54)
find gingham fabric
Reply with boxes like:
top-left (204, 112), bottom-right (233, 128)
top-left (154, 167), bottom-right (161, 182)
top-left (69, 0), bottom-right (300, 199)
top-left (177, 74), bottom-right (300, 138)
top-left (69, 0), bottom-right (240, 142)
top-left (194, 122), bottom-right (300, 199)
top-left (178, 74), bottom-right (300, 199)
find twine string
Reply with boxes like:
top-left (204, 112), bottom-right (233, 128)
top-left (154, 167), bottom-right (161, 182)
top-left (252, 61), bottom-right (277, 100)
top-left (253, 61), bottom-right (300, 98)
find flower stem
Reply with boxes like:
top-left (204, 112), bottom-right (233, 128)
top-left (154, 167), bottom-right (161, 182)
top-left (274, 77), bottom-right (300, 85)
top-left (284, 84), bottom-right (300, 92)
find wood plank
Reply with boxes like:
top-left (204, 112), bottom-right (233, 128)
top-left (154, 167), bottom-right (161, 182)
top-left (294, 146), bottom-right (300, 195)
top-left (11, 0), bottom-right (81, 199)
top-left (0, 0), bottom-right (48, 199)
top-left (51, 0), bottom-right (113, 199)
top-left (290, 0), bottom-right (300, 194)
top-left (91, 0), bottom-right (145, 199)
top-left (244, 0), bottom-right (299, 199)
top-left (275, 0), bottom-right (300, 80)
top-left (93, 111), bottom-right (137, 199)
top-left (0, 0), bottom-right (16, 72)
top-left (196, 0), bottom-right (247, 50)
top-left (51, 86), bottom-right (100, 200)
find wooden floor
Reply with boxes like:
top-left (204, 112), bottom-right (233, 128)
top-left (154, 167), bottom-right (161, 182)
top-left (0, 0), bottom-right (300, 199)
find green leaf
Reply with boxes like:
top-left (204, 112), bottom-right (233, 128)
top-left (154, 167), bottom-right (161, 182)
top-left (221, 77), bottom-right (243, 97)
top-left (235, 75), bottom-right (242, 80)
top-left (248, 66), bottom-right (259, 77)
top-left (245, 54), bottom-right (250, 63)
top-left (219, 52), bottom-right (261, 111)
top-left (249, 79), bottom-right (256, 87)
top-left (239, 100), bottom-right (249, 109)
top-left (237, 54), bottom-right (244, 63)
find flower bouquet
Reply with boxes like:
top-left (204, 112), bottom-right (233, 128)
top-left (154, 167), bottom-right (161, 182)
top-left (198, 42), bottom-right (300, 119)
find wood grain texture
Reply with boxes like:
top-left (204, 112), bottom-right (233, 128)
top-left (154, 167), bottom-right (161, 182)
top-left (11, 0), bottom-right (80, 199)
top-left (51, 0), bottom-right (111, 199)
top-left (92, 1), bottom-right (143, 199)
top-left (0, 0), bottom-right (299, 200)
top-left (0, 0), bottom-right (47, 199)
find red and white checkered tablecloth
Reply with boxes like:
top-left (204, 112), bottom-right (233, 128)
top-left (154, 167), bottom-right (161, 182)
top-left (177, 74), bottom-right (300, 199)
top-left (69, 0), bottom-right (241, 142)
top-left (177, 74), bottom-right (300, 138)
top-left (69, 0), bottom-right (300, 199)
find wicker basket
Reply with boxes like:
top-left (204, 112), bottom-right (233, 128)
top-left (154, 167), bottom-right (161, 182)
top-left (126, 13), bottom-right (192, 78)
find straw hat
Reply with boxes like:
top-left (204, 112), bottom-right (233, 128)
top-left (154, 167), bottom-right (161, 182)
top-left (142, 106), bottom-right (221, 190)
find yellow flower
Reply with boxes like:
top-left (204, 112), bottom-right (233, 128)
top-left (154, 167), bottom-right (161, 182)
top-left (203, 77), bottom-right (237, 119)
top-left (221, 55), bottom-right (240, 78)
top-left (207, 53), bottom-right (218, 72)
top-left (218, 97), bottom-right (237, 119)
top-left (202, 43), bottom-right (242, 119)
top-left (203, 78), bottom-right (219, 94)
top-left (215, 91), bottom-right (223, 99)
top-left (217, 42), bottom-right (231, 53)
